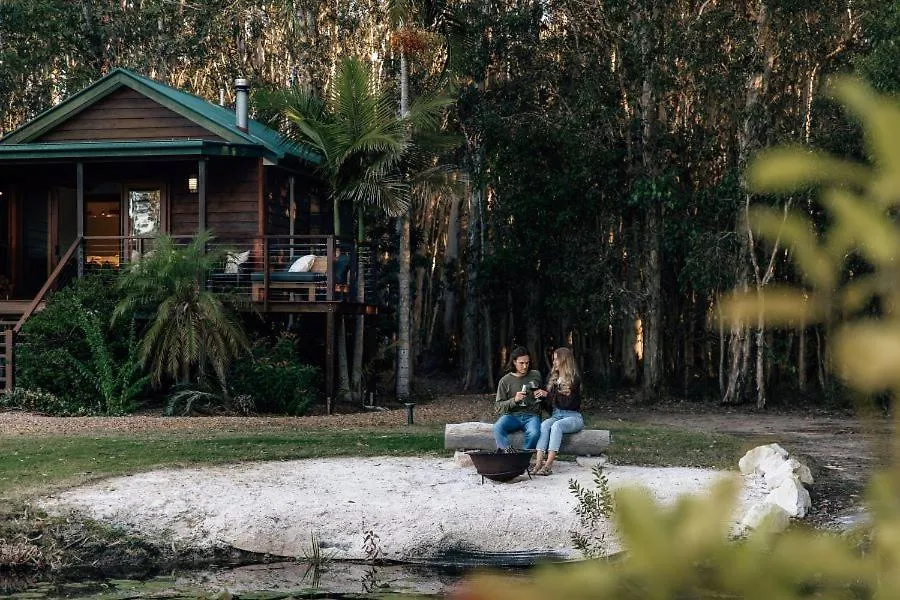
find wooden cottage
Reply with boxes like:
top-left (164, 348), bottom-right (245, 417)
top-left (0, 68), bottom-right (376, 406)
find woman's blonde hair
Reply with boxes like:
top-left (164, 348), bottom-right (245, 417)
top-left (548, 347), bottom-right (579, 393)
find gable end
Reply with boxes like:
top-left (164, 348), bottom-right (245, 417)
top-left (36, 87), bottom-right (226, 143)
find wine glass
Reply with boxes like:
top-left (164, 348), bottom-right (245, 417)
top-left (528, 380), bottom-right (540, 402)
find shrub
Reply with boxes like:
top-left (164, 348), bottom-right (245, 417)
top-left (15, 273), bottom-right (139, 415)
top-left (0, 387), bottom-right (89, 416)
top-left (231, 335), bottom-right (320, 415)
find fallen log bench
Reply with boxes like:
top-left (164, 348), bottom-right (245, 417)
top-left (444, 422), bottom-right (611, 455)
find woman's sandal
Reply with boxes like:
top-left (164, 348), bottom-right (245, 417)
top-left (528, 463), bottom-right (542, 475)
top-left (535, 465), bottom-right (553, 476)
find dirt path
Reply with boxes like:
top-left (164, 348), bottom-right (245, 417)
top-left (598, 401), bottom-right (893, 527)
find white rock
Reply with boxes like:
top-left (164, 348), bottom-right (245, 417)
top-left (576, 455), bottom-right (608, 469)
top-left (738, 444), bottom-right (789, 475)
top-left (453, 451), bottom-right (474, 468)
top-left (740, 502), bottom-right (791, 532)
top-left (765, 476), bottom-right (812, 518)
top-left (763, 457), bottom-right (814, 488)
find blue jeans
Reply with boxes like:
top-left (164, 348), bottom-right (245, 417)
top-left (537, 409), bottom-right (584, 452)
top-left (493, 413), bottom-right (541, 450)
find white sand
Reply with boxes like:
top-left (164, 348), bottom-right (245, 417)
top-left (39, 457), bottom-right (767, 561)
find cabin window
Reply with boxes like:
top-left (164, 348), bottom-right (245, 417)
top-left (128, 189), bottom-right (161, 236)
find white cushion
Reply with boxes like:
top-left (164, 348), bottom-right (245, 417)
top-left (224, 250), bottom-right (250, 274)
top-left (288, 254), bottom-right (317, 272)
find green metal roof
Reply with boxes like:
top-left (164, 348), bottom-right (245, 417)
top-left (0, 68), bottom-right (320, 166)
top-left (0, 140), bottom-right (269, 160)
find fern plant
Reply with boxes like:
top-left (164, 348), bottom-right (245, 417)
top-left (68, 307), bottom-right (149, 416)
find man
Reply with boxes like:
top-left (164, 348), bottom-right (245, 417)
top-left (492, 346), bottom-right (543, 451)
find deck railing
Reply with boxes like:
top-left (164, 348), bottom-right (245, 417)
top-left (79, 234), bottom-right (378, 306)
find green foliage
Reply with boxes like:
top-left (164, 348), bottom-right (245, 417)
top-left (15, 273), bottom-right (136, 415)
top-left (0, 388), bottom-right (73, 416)
top-left (115, 231), bottom-right (248, 390)
top-left (230, 335), bottom-right (320, 415)
top-left (461, 80), bottom-right (900, 600)
top-left (68, 310), bottom-right (150, 416)
top-left (256, 57), bottom-right (452, 235)
top-left (569, 465), bottom-right (614, 559)
top-left (164, 387), bottom-right (254, 417)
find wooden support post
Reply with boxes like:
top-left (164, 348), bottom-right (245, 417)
top-left (326, 308), bottom-right (335, 414)
top-left (4, 329), bottom-right (13, 392)
top-left (326, 236), bottom-right (334, 302)
top-left (76, 162), bottom-right (84, 278)
top-left (198, 159), bottom-right (207, 232)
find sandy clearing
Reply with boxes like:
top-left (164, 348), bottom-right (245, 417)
top-left (39, 456), bottom-right (768, 561)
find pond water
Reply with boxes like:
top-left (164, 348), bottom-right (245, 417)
top-left (4, 552), bottom-right (557, 599)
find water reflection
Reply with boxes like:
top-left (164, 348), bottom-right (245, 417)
top-left (7, 560), bottom-right (470, 598)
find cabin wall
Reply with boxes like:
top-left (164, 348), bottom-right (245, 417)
top-left (170, 158), bottom-right (261, 240)
top-left (37, 87), bottom-right (224, 143)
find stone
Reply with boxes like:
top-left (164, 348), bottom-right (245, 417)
top-left (453, 451), bottom-right (474, 468)
top-left (765, 476), bottom-right (812, 518)
top-left (444, 422), bottom-right (611, 455)
top-left (763, 457), bottom-right (814, 488)
top-left (738, 443), bottom-right (789, 475)
top-left (740, 502), bottom-right (791, 532)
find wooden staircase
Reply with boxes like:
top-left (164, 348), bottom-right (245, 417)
top-left (0, 300), bottom-right (34, 391)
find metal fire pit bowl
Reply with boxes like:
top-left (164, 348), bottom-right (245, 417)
top-left (467, 450), bottom-right (533, 483)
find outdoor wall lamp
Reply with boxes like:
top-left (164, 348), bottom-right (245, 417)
top-left (188, 175), bottom-right (198, 193)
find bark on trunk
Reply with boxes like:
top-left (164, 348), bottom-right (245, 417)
top-left (463, 182), bottom-right (486, 391)
top-left (350, 246), bottom-right (366, 403)
top-left (396, 215), bottom-right (412, 400)
top-left (338, 317), bottom-right (350, 400)
top-left (442, 194), bottom-right (460, 340)
top-left (396, 51), bottom-right (412, 401)
top-left (723, 0), bottom-right (773, 405)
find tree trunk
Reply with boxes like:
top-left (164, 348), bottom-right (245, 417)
top-left (396, 51), bottom-right (412, 401)
top-left (637, 1), bottom-right (662, 402)
top-left (723, 0), bottom-right (773, 405)
top-left (396, 214), bottom-right (412, 400)
top-left (338, 317), bottom-right (350, 400)
top-left (621, 222), bottom-right (639, 384)
top-left (798, 324), bottom-right (807, 393)
top-left (350, 234), bottom-right (366, 403)
top-left (442, 194), bottom-right (460, 341)
top-left (463, 183), bottom-right (485, 390)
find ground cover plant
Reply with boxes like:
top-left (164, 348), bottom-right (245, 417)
top-left (13, 272), bottom-right (141, 416)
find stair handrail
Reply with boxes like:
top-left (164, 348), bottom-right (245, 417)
top-left (13, 236), bottom-right (83, 334)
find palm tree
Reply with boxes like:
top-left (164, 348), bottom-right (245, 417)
top-left (112, 231), bottom-right (248, 389)
top-left (257, 56), bottom-right (451, 402)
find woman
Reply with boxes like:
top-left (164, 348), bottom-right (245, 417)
top-left (532, 347), bottom-right (583, 475)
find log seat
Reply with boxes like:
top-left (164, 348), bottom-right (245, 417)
top-left (444, 421), bottom-right (611, 455)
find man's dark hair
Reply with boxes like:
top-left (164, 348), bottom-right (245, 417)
top-left (508, 346), bottom-right (531, 372)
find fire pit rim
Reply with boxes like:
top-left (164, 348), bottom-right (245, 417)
top-left (467, 449), bottom-right (534, 483)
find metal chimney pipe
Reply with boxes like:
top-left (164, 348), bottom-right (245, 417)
top-left (234, 78), bottom-right (249, 132)
top-left (219, 88), bottom-right (225, 106)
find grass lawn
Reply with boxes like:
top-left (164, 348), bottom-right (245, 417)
top-left (0, 420), bottom-right (749, 502)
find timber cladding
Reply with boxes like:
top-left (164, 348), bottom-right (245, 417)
top-left (36, 87), bottom-right (224, 143)
top-left (171, 158), bottom-right (260, 238)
